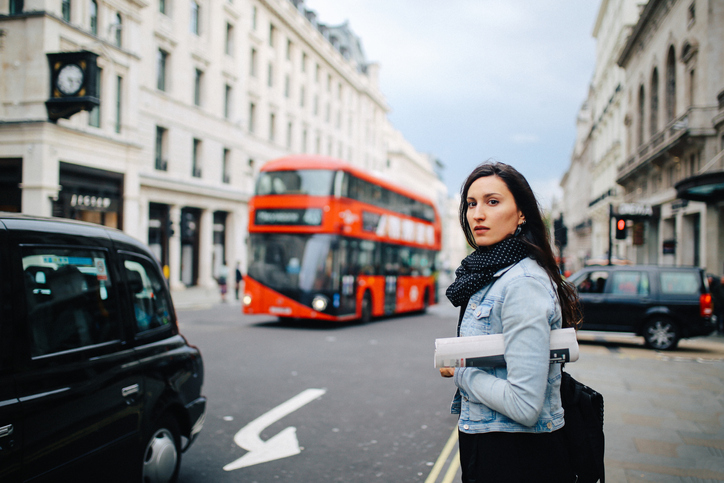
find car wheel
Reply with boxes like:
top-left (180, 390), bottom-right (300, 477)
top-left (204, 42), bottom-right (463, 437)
top-left (360, 292), bottom-right (372, 324)
top-left (643, 318), bottom-right (679, 350)
top-left (142, 414), bottom-right (182, 483)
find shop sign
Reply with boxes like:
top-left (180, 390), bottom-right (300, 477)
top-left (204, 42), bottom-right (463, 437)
top-left (68, 193), bottom-right (117, 212)
top-left (618, 203), bottom-right (653, 217)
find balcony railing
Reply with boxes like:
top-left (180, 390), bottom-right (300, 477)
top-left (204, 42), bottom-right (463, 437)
top-left (618, 106), bottom-right (718, 182)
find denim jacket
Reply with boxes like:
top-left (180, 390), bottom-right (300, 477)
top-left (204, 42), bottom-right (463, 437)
top-left (451, 256), bottom-right (565, 434)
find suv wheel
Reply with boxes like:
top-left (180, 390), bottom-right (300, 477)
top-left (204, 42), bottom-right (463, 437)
top-left (643, 318), bottom-right (679, 350)
top-left (142, 415), bottom-right (182, 483)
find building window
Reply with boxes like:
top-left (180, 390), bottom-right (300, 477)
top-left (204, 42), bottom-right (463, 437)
top-left (688, 69), bottom-right (696, 106)
top-left (688, 2), bottom-right (696, 27)
top-left (637, 84), bottom-right (645, 146)
top-left (301, 52), bottom-right (307, 72)
top-left (286, 39), bottom-right (292, 60)
top-left (315, 64), bottom-right (320, 82)
top-left (250, 48), bottom-right (257, 76)
top-left (190, 1), bottom-right (200, 35)
top-left (249, 103), bottom-right (256, 133)
top-left (300, 85), bottom-right (305, 107)
top-left (224, 84), bottom-right (232, 119)
top-left (194, 68), bottom-right (203, 106)
top-left (267, 63), bottom-right (273, 87)
top-left (269, 113), bottom-right (276, 141)
top-left (286, 121), bottom-right (293, 148)
top-left (9, 0), bottom-right (24, 14)
top-left (269, 24), bottom-right (275, 47)
top-left (313, 95), bottom-right (318, 116)
top-left (251, 5), bottom-right (257, 30)
top-left (89, 67), bottom-right (101, 127)
top-left (159, 0), bottom-right (168, 15)
top-left (155, 126), bottom-right (168, 171)
top-left (650, 68), bottom-right (659, 135)
top-left (222, 148), bottom-right (230, 184)
top-left (192, 138), bottom-right (202, 178)
top-left (302, 128), bottom-right (307, 153)
top-left (115, 76), bottom-right (122, 133)
top-left (62, 0), bottom-right (71, 21)
top-left (225, 23), bottom-right (234, 56)
top-left (90, 0), bottom-right (98, 35)
top-left (284, 75), bottom-right (290, 98)
top-left (113, 13), bottom-right (122, 47)
top-left (666, 47), bottom-right (676, 122)
top-left (157, 49), bottom-right (169, 92)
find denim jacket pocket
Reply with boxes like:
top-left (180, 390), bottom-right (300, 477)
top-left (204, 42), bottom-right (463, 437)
top-left (462, 390), bottom-right (496, 422)
top-left (460, 303), bottom-right (493, 337)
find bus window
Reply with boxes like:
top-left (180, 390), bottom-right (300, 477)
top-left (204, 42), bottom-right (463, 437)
top-left (255, 170), bottom-right (335, 196)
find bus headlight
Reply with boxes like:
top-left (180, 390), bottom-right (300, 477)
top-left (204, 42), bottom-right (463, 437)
top-left (312, 295), bottom-right (328, 312)
top-left (242, 294), bottom-right (252, 306)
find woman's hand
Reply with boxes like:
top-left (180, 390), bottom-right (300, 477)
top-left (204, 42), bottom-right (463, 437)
top-left (439, 367), bottom-right (455, 378)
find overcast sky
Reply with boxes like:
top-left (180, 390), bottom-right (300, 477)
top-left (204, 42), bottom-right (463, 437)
top-left (303, 0), bottom-right (601, 207)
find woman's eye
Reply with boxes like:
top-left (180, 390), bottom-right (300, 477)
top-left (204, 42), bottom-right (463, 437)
top-left (467, 201), bottom-right (476, 208)
top-left (488, 199), bottom-right (499, 205)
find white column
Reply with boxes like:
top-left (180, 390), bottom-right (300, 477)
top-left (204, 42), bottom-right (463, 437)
top-left (198, 208), bottom-right (216, 288)
top-left (21, 143), bottom-right (59, 217)
top-left (168, 205), bottom-right (184, 290)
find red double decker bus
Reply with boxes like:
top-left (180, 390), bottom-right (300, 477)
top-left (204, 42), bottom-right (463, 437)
top-left (242, 155), bottom-right (441, 322)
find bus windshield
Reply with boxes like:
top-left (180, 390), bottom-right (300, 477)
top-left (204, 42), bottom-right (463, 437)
top-left (248, 233), bottom-right (337, 292)
top-left (255, 169), bottom-right (336, 196)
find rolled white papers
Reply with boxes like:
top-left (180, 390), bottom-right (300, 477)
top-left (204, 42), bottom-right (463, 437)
top-left (434, 327), bottom-right (579, 368)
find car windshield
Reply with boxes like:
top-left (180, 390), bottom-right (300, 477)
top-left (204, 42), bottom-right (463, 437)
top-left (248, 233), bottom-right (338, 292)
top-left (255, 169), bottom-right (336, 196)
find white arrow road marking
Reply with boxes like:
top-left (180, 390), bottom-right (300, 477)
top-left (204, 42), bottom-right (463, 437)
top-left (223, 388), bottom-right (326, 471)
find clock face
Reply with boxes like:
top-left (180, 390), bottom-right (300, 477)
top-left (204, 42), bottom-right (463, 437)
top-left (56, 63), bottom-right (84, 96)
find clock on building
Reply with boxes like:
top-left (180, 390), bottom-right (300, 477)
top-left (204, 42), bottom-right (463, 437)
top-left (45, 51), bottom-right (100, 121)
top-left (56, 63), bottom-right (85, 96)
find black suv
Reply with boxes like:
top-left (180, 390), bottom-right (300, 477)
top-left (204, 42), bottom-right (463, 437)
top-left (569, 265), bottom-right (716, 350)
top-left (0, 213), bottom-right (206, 482)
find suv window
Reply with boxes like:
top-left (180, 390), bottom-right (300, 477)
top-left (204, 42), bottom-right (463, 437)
top-left (123, 256), bottom-right (173, 333)
top-left (22, 247), bottom-right (120, 357)
top-left (660, 271), bottom-right (699, 295)
top-left (610, 271), bottom-right (649, 296)
top-left (575, 270), bottom-right (609, 294)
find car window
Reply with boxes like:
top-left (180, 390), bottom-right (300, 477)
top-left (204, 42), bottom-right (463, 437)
top-left (610, 271), bottom-right (649, 295)
top-left (22, 247), bottom-right (120, 357)
top-left (575, 270), bottom-right (609, 294)
top-left (123, 257), bottom-right (172, 333)
top-left (660, 271), bottom-right (700, 295)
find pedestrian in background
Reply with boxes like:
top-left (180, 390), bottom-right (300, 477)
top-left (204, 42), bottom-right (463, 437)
top-left (440, 162), bottom-right (582, 482)
top-left (217, 264), bottom-right (229, 303)
top-left (235, 262), bottom-right (243, 301)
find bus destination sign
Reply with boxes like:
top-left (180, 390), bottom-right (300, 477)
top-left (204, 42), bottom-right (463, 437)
top-left (255, 208), bottom-right (323, 226)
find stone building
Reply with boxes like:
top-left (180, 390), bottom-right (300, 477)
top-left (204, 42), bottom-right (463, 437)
top-left (617, 0), bottom-right (724, 271)
top-left (0, 0), bottom-right (447, 290)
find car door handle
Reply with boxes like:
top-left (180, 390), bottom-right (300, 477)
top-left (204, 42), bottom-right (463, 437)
top-left (122, 384), bottom-right (140, 398)
top-left (0, 424), bottom-right (13, 438)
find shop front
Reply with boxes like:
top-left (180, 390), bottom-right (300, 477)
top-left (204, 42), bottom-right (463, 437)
top-left (53, 162), bottom-right (123, 229)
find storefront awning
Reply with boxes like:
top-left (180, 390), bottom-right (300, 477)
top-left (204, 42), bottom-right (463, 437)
top-left (675, 171), bottom-right (724, 202)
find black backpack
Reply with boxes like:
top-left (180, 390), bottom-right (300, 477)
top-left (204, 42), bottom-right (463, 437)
top-left (560, 370), bottom-right (605, 483)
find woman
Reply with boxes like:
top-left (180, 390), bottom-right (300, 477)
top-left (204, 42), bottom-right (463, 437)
top-left (440, 162), bottom-right (581, 482)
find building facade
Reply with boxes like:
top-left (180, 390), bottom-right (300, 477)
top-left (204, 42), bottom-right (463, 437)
top-left (562, 0), bottom-right (724, 275)
top-left (617, 0), bottom-right (724, 272)
top-left (0, 0), bottom-right (447, 290)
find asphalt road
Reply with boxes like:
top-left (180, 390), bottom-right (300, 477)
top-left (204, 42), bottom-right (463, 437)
top-left (174, 300), bottom-right (724, 482)
top-left (175, 303), bottom-right (462, 482)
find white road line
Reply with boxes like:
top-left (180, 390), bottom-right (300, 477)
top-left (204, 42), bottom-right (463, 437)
top-left (224, 388), bottom-right (326, 471)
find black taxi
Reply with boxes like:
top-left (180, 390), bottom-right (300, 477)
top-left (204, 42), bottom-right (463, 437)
top-left (0, 213), bottom-right (206, 482)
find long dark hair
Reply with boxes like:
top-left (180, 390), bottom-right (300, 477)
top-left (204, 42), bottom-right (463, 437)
top-left (459, 162), bottom-right (582, 329)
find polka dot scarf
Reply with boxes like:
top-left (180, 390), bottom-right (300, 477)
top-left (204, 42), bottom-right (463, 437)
top-left (446, 237), bottom-right (529, 307)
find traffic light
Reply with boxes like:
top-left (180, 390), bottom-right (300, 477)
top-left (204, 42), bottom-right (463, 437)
top-left (615, 217), bottom-right (627, 240)
top-left (166, 218), bottom-right (175, 237)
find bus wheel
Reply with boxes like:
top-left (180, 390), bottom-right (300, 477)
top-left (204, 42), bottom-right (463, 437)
top-left (360, 292), bottom-right (372, 324)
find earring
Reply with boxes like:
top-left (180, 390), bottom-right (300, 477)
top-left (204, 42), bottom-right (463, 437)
top-left (514, 224), bottom-right (523, 237)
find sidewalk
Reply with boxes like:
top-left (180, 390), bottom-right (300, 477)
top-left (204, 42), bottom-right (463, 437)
top-left (171, 285), bottom-right (238, 310)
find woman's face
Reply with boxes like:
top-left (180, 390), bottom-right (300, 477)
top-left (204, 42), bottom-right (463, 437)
top-left (466, 175), bottom-right (525, 247)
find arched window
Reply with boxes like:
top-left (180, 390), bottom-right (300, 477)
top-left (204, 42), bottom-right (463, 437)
top-left (89, 0), bottom-right (98, 36)
top-left (113, 13), bottom-right (122, 47)
top-left (666, 46), bottom-right (676, 122)
top-left (650, 68), bottom-right (659, 135)
top-left (638, 85), bottom-right (645, 146)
